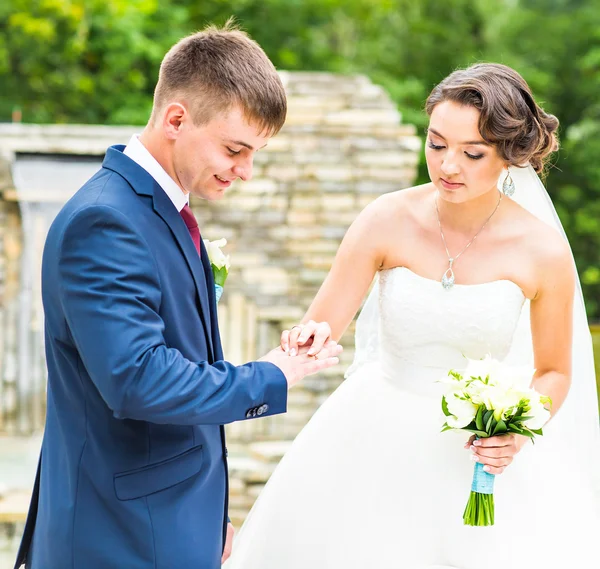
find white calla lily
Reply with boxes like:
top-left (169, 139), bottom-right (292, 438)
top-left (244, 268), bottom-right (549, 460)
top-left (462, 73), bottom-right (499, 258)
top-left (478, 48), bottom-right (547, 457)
top-left (203, 238), bottom-right (231, 270)
top-left (445, 392), bottom-right (478, 429)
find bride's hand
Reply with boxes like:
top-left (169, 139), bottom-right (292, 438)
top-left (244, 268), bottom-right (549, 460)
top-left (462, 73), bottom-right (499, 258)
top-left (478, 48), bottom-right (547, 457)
top-left (465, 433), bottom-right (530, 475)
top-left (280, 320), bottom-right (333, 357)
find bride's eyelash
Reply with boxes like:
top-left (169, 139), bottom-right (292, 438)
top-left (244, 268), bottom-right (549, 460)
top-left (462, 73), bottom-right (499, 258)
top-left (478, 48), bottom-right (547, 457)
top-left (428, 141), bottom-right (484, 161)
top-left (226, 147), bottom-right (241, 156)
top-left (427, 141), bottom-right (445, 150)
top-left (465, 152), bottom-right (484, 161)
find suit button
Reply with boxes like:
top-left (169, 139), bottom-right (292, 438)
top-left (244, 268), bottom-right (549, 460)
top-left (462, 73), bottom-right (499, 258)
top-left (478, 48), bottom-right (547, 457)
top-left (252, 409), bottom-right (258, 417)
top-left (260, 404), bottom-right (269, 414)
top-left (245, 410), bottom-right (253, 419)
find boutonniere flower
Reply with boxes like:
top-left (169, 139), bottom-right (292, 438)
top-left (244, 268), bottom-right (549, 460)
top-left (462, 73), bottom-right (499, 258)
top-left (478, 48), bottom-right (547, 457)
top-left (203, 238), bottom-right (230, 303)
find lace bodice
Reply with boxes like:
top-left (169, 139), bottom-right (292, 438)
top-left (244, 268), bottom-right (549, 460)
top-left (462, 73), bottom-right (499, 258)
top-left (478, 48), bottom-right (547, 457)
top-left (377, 267), bottom-right (525, 389)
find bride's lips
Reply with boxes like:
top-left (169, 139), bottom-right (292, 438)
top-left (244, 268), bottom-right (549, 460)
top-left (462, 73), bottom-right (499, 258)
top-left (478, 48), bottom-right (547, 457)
top-left (440, 178), bottom-right (464, 190)
top-left (214, 174), bottom-right (233, 188)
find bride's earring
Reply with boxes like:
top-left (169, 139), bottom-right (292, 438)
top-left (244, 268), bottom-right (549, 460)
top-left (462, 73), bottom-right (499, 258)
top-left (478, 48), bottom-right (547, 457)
top-left (502, 169), bottom-right (515, 197)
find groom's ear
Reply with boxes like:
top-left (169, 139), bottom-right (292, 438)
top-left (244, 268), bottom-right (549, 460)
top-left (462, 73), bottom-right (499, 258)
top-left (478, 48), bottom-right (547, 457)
top-left (163, 102), bottom-right (188, 139)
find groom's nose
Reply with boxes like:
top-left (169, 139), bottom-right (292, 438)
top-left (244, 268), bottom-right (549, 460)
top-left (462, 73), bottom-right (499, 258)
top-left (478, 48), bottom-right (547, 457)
top-left (233, 155), bottom-right (254, 182)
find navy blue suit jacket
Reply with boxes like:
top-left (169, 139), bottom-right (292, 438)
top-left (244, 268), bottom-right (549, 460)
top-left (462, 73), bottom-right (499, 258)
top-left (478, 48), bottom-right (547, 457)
top-left (15, 146), bottom-right (288, 569)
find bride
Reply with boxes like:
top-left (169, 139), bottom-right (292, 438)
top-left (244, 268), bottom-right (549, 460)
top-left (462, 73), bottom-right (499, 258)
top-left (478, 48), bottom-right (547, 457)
top-left (224, 63), bottom-right (600, 569)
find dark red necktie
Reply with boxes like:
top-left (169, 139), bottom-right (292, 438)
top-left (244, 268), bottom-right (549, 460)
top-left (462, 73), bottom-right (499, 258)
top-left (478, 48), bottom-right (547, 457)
top-left (179, 204), bottom-right (201, 255)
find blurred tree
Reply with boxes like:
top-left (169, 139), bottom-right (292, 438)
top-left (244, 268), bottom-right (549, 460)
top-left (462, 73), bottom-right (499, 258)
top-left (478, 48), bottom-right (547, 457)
top-left (0, 0), bottom-right (598, 316)
top-left (483, 0), bottom-right (600, 316)
top-left (0, 0), bottom-right (189, 124)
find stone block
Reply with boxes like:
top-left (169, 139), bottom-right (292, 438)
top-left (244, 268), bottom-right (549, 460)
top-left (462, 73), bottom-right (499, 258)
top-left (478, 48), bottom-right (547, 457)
top-left (235, 196), bottom-right (263, 212)
top-left (318, 211), bottom-right (357, 226)
top-left (231, 252), bottom-right (268, 268)
top-left (320, 226), bottom-right (348, 240)
top-left (357, 195), bottom-right (379, 209)
top-left (265, 164), bottom-right (302, 182)
top-left (290, 195), bottom-right (321, 211)
top-left (320, 194), bottom-right (356, 211)
top-left (286, 226), bottom-right (322, 240)
top-left (287, 96), bottom-right (347, 112)
top-left (239, 179), bottom-right (279, 194)
top-left (324, 109), bottom-right (401, 127)
top-left (305, 165), bottom-right (353, 182)
top-left (287, 211), bottom-right (317, 225)
top-left (242, 266), bottom-right (289, 286)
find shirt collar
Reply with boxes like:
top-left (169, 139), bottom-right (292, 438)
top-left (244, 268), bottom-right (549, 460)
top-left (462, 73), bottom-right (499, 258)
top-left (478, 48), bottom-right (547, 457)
top-left (124, 134), bottom-right (189, 212)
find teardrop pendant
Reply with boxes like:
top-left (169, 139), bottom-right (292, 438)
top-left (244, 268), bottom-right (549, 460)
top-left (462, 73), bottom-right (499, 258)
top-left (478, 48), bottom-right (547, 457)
top-left (441, 266), bottom-right (455, 290)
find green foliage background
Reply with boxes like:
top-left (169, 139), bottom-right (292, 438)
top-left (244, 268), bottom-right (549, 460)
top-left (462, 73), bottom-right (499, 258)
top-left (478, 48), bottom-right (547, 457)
top-left (1, 0), bottom-right (599, 318)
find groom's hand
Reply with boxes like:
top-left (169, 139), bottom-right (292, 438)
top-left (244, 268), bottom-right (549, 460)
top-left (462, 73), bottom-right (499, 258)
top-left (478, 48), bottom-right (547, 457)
top-left (221, 522), bottom-right (234, 564)
top-left (280, 320), bottom-right (333, 357)
top-left (261, 340), bottom-right (342, 388)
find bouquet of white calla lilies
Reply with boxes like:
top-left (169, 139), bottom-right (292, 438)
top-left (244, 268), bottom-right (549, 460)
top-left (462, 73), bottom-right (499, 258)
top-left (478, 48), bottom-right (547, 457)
top-left (203, 238), bottom-right (230, 303)
top-left (440, 355), bottom-right (551, 526)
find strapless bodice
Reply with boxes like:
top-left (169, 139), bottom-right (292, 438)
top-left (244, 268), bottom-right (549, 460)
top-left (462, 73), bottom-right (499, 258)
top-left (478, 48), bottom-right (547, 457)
top-left (378, 267), bottom-right (525, 393)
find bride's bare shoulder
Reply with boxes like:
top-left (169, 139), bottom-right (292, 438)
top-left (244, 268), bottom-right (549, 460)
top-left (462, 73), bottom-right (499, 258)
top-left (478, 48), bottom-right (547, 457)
top-left (508, 200), bottom-right (572, 274)
top-left (361, 183), bottom-right (434, 224)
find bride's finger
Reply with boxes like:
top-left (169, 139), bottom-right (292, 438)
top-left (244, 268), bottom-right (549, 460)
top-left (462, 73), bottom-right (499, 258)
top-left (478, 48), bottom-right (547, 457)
top-left (472, 434), bottom-right (512, 448)
top-left (288, 325), bottom-right (304, 355)
top-left (280, 329), bottom-right (291, 353)
top-left (471, 445), bottom-right (512, 460)
top-left (297, 320), bottom-right (318, 346)
top-left (471, 454), bottom-right (512, 468)
top-left (307, 322), bottom-right (332, 356)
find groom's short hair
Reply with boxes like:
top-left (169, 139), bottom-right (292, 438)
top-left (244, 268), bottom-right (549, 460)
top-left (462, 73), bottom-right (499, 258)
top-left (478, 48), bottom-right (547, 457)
top-left (151, 19), bottom-right (287, 135)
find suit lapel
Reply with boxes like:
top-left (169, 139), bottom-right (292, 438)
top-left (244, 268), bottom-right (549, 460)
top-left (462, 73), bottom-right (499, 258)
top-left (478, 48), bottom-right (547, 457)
top-left (102, 146), bottom-right (214, 358)
top-left (200, 239), bottom-right (224, 361)
top-left (152, 188), bottom-right (214, 358)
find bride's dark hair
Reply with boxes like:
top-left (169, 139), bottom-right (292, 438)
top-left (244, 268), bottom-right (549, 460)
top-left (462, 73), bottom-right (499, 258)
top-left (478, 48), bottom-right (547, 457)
top-left (425, 63), bottom-right (559, 174)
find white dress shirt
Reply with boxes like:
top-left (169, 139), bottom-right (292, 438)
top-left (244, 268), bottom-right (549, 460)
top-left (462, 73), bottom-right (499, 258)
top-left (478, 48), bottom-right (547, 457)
top-left (124, 134), bottom-right (188, 212)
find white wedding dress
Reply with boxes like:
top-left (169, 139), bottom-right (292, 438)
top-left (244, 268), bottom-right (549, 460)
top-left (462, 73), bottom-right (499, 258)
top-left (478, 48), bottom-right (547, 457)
top-left (225, 266), bottom-right (600, 569)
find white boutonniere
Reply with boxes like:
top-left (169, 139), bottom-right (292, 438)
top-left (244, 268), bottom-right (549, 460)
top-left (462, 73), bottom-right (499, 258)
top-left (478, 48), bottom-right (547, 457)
top-left (203, 238), bottom-right (230, 303)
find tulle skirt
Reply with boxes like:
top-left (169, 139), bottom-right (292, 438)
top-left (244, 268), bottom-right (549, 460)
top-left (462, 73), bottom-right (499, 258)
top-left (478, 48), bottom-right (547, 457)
top-left (225, 362), bottom-right (600, 569)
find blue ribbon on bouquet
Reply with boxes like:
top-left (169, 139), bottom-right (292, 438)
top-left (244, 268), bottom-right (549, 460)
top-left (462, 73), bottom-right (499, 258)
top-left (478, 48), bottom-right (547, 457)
top-left (471, 461), bottom-right (495, 494)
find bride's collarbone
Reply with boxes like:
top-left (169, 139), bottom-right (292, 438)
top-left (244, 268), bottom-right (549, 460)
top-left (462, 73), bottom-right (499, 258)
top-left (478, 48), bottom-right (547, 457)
top-left (380, 247), bottom-right (535, 296)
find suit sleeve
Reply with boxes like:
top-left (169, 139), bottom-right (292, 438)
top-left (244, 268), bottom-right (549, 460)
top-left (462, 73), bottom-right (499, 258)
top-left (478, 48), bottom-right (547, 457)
top-left (57, 204), bottom-right (287, 425)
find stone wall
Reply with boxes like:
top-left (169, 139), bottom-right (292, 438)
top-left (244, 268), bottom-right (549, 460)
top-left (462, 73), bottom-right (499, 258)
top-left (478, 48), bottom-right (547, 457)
top-left (0, 155), bottom-right (22, 432)
top-left (0, 71), bottom-right (421, 525)
top-left (194, 72), bottom-right (421, 524)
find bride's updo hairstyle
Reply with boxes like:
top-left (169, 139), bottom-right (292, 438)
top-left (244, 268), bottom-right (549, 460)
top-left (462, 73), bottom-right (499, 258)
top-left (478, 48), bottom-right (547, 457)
top-left (425, 63), bottom-right (559, 174)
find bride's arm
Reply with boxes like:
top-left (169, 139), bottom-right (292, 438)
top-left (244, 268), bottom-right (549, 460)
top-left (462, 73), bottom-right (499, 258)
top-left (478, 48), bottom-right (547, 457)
top-left (470, 230), bottom-right (575, 475)
top-left (528, 234), bottom-right (575, 416)
top-left (282, 197), bottom-right (389, 354)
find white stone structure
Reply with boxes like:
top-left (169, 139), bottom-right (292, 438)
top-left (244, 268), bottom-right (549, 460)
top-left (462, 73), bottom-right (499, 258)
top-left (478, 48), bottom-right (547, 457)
top-left (0, 72), bottom-right (421, 525)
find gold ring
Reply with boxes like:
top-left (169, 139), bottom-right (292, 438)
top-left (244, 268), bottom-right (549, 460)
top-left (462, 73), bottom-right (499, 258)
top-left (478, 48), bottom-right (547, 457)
top-left (290, 325), bottom-right (303, 332)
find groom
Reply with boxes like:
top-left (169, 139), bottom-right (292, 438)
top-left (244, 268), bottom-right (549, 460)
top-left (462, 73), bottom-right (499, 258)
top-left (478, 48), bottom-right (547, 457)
top-left (15, 22), bottom-right (341, 569)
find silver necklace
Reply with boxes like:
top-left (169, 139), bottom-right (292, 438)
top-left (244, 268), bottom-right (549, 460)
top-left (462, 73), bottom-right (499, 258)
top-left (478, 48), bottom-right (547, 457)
top-left (435, 191), bottom-right (503, 290)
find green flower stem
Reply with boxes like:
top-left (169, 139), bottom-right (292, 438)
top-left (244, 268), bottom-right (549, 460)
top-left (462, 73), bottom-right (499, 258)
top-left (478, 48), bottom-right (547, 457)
top-left (463, 492), bottom-right (495, 526)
